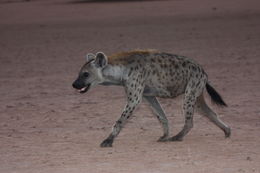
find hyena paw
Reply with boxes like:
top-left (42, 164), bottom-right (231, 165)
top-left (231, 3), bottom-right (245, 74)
top-left (169, 135), bottom-right (183, 142)
top-left (224, 127), bottom-right (231, 138)
top-left (100, 138), bottom-right (113, 147)
top-left (157, 135), bottom-right (169, 142)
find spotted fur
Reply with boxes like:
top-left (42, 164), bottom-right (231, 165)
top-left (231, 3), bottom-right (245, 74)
top-left (108, 49), bottom-right (158, 65)
top-left (72, 50), bottom-right (231, 147)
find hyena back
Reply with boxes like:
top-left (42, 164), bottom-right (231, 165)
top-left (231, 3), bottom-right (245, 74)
top-left (72, 50), bottom-right (231, 147)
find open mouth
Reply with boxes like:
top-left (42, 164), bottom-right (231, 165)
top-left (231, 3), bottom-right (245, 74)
top-left (78, 84), bottom-right (91, 94)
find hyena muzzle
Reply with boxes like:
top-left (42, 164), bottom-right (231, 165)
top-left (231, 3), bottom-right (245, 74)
top-left (72, 50), bottom-right (231, 147)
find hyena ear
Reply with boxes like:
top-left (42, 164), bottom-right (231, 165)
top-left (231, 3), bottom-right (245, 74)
top-left (95, 52), bottom-right (108, 68)
top-left (86, 53), bottom-right (95, 62)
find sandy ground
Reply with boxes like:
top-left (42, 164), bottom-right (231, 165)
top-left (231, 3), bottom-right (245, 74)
top-left (0, 0), bottom-right (260, 172)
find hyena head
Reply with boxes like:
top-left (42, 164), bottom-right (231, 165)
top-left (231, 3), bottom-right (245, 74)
top-left (72, 52), bottom-right (108, 93)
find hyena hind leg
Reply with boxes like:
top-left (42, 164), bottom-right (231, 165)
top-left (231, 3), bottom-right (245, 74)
top-left (169, 92), bottom-right (197, 141)
top-left (195, 94), bottom-right (231, 137)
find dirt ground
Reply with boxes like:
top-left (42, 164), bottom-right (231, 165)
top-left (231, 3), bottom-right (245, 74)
top-left (0, 0), bottom-right (260, 172)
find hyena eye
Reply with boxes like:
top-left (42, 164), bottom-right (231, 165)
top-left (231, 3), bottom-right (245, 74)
top-left (82, 72), bottom-right (89, 78)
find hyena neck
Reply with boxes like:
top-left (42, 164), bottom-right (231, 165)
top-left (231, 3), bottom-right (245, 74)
top-left (101, 64), bottom-right (128, 86)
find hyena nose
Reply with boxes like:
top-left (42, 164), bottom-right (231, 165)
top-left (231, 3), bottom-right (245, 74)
top-left (72, 80), bottom-right (80, 89)
top-left (73, 78), bottom-right (86, 89)
top-left (72, 82), bottom-right (76, 89)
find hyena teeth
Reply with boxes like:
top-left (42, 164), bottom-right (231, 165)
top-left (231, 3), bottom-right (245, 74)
top-left (79, 87), bottom-right (87, 92)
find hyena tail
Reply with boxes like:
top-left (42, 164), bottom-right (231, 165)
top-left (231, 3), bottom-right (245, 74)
top-left (206, 83), bottom-right (227, 107)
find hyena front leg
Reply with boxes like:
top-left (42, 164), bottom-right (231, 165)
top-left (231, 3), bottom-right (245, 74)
top-left (100, 80), bottom-right (145, 147)
top-left (143, 96), bottom-right (169, 142)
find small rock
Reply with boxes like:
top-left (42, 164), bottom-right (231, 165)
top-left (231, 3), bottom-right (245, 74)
top-left (246, 156), bottom-right (252, 161)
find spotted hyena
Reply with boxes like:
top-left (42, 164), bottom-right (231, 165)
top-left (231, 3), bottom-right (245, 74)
top-left (72, 50), bottom-right (231, 147)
